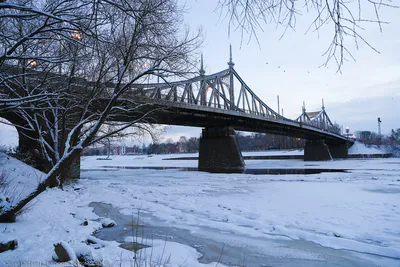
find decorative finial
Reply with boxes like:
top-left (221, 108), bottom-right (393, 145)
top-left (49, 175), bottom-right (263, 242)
top-left (228, 44), bottom-right (235, 68)
top-left (303, 101), bottom-right (306, 112)
top-left (322, 98), bottom-right (325, 110)
top-left (200, 53), bottom-right (205, 76)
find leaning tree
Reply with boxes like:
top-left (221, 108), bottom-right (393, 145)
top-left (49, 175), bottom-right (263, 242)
top-left (0, 0), bottom-right (201, 222)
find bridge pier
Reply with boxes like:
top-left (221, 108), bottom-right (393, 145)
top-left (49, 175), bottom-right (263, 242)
top-left (304, 140), bottom-right (332, 161)
top-left (304, 140), bottom-right (348, 161)
top-left (198, 127), bottom-right (245, 173)
top-left (327, 142), bottom-right (348, 159)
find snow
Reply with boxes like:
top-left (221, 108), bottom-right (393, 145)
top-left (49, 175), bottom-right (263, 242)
top-left (0, 155), bottom-right (229, 266)
top-left (81, 151), bottom-right (397, 172)
top-left (246, 142), bottom-right (386, 156)
top-left (383, 145), bottom-right (400, 157)
top-left (348, 141), bottom-right (385, 155)
top-left (243, 149), bottom-right (304, 156)
top-left (73, 242), bottom-right (93, 258)
top-left (73, 243), bottom-right (103, 266)
top-left (0, 119), bottom-right (18, 149)
top-left (0, 152), bottom-right (45, 206)
top-left (1, 152), bottom-right (400, 266)
top-left (100, 218), bottom-right (117, 228)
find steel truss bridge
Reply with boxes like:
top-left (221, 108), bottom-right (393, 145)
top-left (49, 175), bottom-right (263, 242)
top-left (0, 50), bottom-right (349, 145)
top-left (126, 55), bottom-right (348, 145)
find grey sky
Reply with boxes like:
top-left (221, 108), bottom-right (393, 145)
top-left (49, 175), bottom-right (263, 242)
top-left (163, 0), bottom-right (399, 139)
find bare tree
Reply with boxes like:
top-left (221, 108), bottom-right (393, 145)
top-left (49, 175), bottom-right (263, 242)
top-left (178, 135), bottom-right (188, 153)
top-left (217, 0), bottom-right (399, 71)
top-left (0, 0), bottom-right (201, 221)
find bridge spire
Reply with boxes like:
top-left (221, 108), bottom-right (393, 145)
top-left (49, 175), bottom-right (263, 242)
top-left (228, 44), bottom-right (235, 110)
top-left (228, 44), bottom-right (235, 68)
top-left (322, 98), bottom-right (325, 110)
top-left (199, 53), bottom-right (205, 76)
top-left (301, 101), bottom-right (306, 121)
top-left (200, 53), bottom-right (207, 105)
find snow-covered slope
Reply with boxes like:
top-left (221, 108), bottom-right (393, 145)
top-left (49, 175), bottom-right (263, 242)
top-left (0, 153), bottom-right (45, 207)
top-left (348, 142), bottom-right (385, 155)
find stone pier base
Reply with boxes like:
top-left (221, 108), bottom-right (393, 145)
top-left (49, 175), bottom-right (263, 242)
top-left (327, 142), bottom-right (348, 159)
top-left (304, 140), bottom-right (349, 161)
top-left (198, 127), bottom-right (245, 173)
top-left (304, 140), bottom-right (332, 161)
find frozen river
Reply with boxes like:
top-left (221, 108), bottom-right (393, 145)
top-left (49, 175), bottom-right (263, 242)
top-left (78, 153), bottom-right (400, 266)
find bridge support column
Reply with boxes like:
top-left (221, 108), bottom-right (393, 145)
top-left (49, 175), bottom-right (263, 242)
top-left (304, 140), bottom-right (349, 161)
top-left (327, 142), bottom-right (348, 159)
top-left (304, 140), bottom-right (332, 161)
top-left (198, 127), bottom-right (245, 173)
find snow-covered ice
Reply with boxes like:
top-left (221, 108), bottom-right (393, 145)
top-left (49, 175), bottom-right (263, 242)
top-left (1, 149), bottom-right (399, 266)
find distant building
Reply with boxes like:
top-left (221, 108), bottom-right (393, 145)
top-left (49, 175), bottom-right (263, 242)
top-left (82, 145), bottom-right (143, 156)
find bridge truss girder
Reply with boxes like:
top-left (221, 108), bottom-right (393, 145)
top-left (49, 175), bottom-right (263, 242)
top-left (133, 68), bottom-right (283, 121)
top-left (295, 107), bottom-right (338, 134)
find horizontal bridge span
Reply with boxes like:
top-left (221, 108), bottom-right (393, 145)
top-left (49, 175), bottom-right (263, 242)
top-left (112, 100), bottom-right (349, 144)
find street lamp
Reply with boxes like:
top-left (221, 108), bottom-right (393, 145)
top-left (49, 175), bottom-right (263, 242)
top-left (70, 30), bottom-right (82, 77)
top-left (28, 59), bottom-right (37, 67)
top-left (71, 30), bottom-right (82, 41)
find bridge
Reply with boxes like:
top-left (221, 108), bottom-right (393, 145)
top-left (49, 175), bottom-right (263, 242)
top-left (0, 47), bottom-right (352, 175)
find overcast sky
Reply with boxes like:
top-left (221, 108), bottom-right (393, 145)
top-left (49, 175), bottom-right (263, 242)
top-left (163, 0), bottom-right (400, 141)
top-left (1, 1), bottom-right (399, 147)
